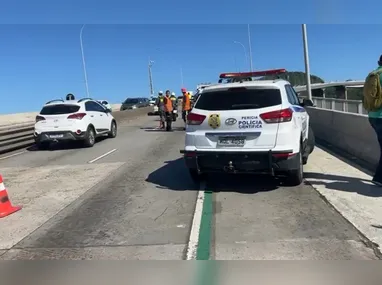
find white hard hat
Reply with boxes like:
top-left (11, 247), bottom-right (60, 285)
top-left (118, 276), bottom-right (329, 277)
top-left (158, 90), bottom-right (163, 94)
top-left (171, 92), bottom-right (175, 96)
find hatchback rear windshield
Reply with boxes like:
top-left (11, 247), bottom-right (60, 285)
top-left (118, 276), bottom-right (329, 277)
top-left (194, 87), bottom-right (281, 111)
top-left (40, 104), bottom-right (80, 115)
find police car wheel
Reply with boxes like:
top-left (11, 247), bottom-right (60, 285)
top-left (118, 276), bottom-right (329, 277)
top-left (285, 150), bottom-right (303, 186)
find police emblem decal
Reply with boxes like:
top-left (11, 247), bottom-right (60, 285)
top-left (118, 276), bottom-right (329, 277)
top-left (208, 114), bottom-right (221, 129)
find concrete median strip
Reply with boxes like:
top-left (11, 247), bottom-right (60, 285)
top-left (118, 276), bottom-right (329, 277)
top-left (0, 107), bottom-right (151, 156)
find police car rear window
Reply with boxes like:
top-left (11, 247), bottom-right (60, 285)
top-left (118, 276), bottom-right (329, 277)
top-left (40, 104), bottom-right (80, 115)
top-left (194, 87), bottom-right (281, 111)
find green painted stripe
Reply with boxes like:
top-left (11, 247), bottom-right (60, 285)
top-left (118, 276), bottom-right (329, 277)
top-left (196, 190), bottom-right (213, 260)
top-left (195, 260), bottom-right (219, 285)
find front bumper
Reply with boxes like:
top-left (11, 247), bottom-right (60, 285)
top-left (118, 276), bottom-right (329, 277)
top-left (179, 150), bottom-right (299, 175)
top-left (34, 130), bottom-right (87, 142)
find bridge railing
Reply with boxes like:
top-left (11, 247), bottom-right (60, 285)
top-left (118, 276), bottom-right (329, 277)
top-left (299, 97), bottom-right (367, 115)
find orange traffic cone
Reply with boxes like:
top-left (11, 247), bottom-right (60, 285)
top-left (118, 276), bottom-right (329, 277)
top-left (0, 175), bottom-right (22, 218)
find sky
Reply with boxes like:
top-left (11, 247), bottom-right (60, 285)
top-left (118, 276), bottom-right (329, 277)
top-left (1, 0), bottom-right (382, 114)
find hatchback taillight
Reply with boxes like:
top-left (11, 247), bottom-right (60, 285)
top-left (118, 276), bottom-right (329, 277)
top-left (260, 108), bottom-right (293, 123)
top-left (67, 113), bottom-right (86, 120)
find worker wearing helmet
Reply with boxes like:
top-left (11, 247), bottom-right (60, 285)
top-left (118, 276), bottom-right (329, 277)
top-left (181, 88), bottom-right (191, 130)
top-left (170, 92), bottom-right (177, 109)
top-left (156, 90), bottom-right (165, 129)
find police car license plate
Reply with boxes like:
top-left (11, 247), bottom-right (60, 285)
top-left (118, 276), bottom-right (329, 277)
top-left (218, 137), bottom-right (245, 147)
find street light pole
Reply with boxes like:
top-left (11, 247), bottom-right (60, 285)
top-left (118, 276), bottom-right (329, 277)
top-left (80, 24), bottom-right (90, 98)
top-left (148, 57), bottom-right (154, 96)
top-left (302, 24), bottom-right (312, 101)
top-left (233, 41), bottom-right (247, 71)
top-left (247, 24), bottom-right (254, 71)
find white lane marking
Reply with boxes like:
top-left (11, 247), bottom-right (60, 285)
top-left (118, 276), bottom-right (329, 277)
top-left (88, 149), bottom-right (117, 164)
top-left (186, 181), bottom-right (206, 260)
top-left (0, 151), bottom-right (26, 161)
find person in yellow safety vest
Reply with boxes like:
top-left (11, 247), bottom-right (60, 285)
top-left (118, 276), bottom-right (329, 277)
top-left (155, 90), bottom-right (165, 129)
top-left (181, 88), bottom-right (191, 130)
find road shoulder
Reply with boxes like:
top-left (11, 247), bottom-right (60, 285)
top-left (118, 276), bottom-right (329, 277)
top-left (305, 146), bottom-right (382, 256)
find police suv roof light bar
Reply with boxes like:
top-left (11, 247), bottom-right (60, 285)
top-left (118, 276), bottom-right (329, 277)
top-left (219, 69), bottom-right (287, 79)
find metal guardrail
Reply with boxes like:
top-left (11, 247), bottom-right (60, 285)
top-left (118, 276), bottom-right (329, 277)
top-left (299, 97), bottom-right (366, 115)
top-left (0, 123), bottom-right (35, 155)
top-left (0, 106), bottom-right (152, 156)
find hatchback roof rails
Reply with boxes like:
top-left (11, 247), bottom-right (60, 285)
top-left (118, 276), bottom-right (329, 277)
top-left (45, 99), bottom-right (65, 104)
top-left (77, 97), bottom-right (94, 103)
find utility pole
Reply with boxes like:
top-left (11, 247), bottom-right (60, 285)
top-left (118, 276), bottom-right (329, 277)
top-left (247, 24), bottom-right (254, 71)
top-left (302, 24), bottom-right (312, 100)
top-left (148, 58), bottom-right (154, 96)
top-left (80, 24), bottom-right (90, 97)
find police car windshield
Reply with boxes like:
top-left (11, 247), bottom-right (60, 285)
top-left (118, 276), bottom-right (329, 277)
top-left (40, 104), bottom-right (80, 115)
top-left (194, 87), bottom-right (281, 111)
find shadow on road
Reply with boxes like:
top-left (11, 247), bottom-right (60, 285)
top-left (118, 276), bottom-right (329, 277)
top-left (146, 158), bottom-right (198, 191)
top-left (26, 137), bottom-right (108, 152)
top-left (146, 158), bottom-right (285, 194)
top-left (304, 172), bottom-right (382, 197)
top-left (206, 173), bottom-right (280, 194)
top-left (140, 127), bottom-right (184, 132)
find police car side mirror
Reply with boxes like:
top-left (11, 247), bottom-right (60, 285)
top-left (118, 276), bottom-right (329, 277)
top-left (302, 98), bottom-right (314, 107)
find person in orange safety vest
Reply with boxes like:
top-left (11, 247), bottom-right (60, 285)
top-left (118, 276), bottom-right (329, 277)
top-left (163, 90), bottom-right (174, 131)
top-left (181, 88), bottom-right (191, 130)
top-left (163, 90), bottom-right (174, 113)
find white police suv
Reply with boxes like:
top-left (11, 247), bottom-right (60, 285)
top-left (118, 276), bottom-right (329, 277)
top-left (180, 69), bottom-right (315, 186)
top-left (34, 98), bottom-right (117, 149)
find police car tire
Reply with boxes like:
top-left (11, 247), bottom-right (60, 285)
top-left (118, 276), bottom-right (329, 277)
top-left (308, 126), bottom-right (315, 154)
top-left (285, 150), bottom-right (303, 186)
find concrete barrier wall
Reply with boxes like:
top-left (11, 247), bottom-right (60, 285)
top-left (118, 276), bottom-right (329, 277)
top-left (307, 107), bottom-right (379, 167)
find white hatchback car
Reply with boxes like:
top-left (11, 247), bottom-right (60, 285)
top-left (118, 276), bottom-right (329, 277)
top-left (34, 98), bottom-right (117, 149)
top-left (180, 69), bottom-right (315, 186)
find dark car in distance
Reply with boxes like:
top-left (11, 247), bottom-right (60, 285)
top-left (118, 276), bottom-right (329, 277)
top-left (120, 98), bottom-right (149, 111)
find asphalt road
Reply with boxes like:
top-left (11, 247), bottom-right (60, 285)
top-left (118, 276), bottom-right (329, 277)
top-left (0, 109), bottom-right (379, 260)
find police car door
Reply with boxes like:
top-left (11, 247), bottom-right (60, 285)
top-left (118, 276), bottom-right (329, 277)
top-left (286, 85), bottom-right (308, 140)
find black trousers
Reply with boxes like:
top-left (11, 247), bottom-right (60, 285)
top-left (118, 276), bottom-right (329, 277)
top-left (369, 117), bottom-right (382, 182)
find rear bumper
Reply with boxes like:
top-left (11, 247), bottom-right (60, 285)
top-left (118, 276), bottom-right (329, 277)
top-left (179, 150), bottom-right (300, 175)
top-left (34, 130), bottom-right (87, 142)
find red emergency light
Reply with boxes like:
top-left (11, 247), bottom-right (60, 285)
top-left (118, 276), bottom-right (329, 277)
top-left (219, 69), bottom-right (287, 79)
